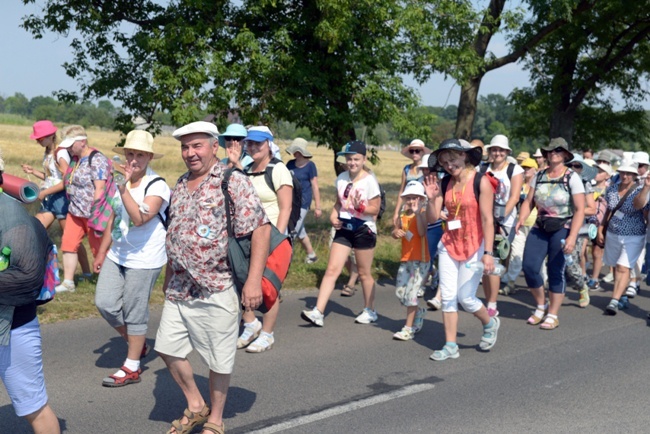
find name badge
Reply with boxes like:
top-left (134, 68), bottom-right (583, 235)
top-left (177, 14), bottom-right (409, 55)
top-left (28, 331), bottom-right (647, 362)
top-left (340, 211), bottom-right (352, 220)
top-left (404, 230), bottom-right (413, 241)
top-left (614, 210), bottom-right (625, 220)
top-left (447, 220), bottom-right (462, 230)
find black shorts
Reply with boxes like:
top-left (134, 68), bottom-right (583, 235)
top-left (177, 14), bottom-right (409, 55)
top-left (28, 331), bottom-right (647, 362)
top-left (333, 225), bottom-right (377, 250)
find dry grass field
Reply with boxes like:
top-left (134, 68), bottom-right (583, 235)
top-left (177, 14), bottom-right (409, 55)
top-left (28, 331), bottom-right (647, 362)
top-left (0, 123), bottom-right (411, 323)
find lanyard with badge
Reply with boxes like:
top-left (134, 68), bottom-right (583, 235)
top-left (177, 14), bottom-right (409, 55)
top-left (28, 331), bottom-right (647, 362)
top-left (447, 180), bottom-right (467, 231)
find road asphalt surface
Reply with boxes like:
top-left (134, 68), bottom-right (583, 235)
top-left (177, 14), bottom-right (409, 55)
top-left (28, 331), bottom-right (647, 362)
top-left (2, 278), bottom-right (650, 433)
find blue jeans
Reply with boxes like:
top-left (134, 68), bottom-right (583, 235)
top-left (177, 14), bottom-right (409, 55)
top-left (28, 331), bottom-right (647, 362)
top-left (522, 227), bottom-right (569, 294)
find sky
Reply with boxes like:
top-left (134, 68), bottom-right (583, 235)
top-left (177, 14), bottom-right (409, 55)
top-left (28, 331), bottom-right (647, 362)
top-left (1, 2), bottom-right (646, 110)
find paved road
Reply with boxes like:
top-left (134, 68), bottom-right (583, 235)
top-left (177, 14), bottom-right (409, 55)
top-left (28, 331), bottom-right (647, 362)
top-left (2, 280), bottom-right (650, 433)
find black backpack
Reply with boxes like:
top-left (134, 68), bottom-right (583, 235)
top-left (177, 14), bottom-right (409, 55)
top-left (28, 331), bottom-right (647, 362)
top-left (245, 158), bottom-right (302, 236)
top-left (143, 177), bottom-right (170, 229)
top-left (377, 183), bottom-right (387, 220)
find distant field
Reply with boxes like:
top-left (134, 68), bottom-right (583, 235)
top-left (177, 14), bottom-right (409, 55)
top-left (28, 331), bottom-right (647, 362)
top-left (0, 123), bottom-right (411, 323)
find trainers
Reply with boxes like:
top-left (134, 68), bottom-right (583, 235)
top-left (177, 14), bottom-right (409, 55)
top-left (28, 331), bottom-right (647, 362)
top-left (392, 326), bottom-right (415, 341)
top-left (618, 295), bottom-right (630, 310)
top-left (603, 272), bottom-right (614, 283)
top-left (237, 319), bottom-right (262, 349)
top-left (625, 286), bottom-right (637, 298)
top-left (430, 344), bottom-right (459, 361)
top-left (55, 281), bottom-right (76, 293)
top-left (479, 317), bottom-right (500, 350)
top-left (413, 307), bottom-right (426, 333)
top-left (426, 297), bottom-right (442, 311)
top-left (416, 287), bottom-right (425, 298)
top-left (355, 308), bottom-right (378, 324)
top-left (487, 307), bottom-right (499, 318)
top-left (578, 288), bottom-right (590, 308)
top-left (301, 308), bottom-right (324, 327)
top-left (246, 332), bottom-right (274, 353)
top-left (605, 299), bottom-right (619, 315)
top-left (305, 254), bottom-right (318, 264)
top-left (499, 281), bottom-right (516, 296)
top-left (587, 279), bottom-right (601, 291)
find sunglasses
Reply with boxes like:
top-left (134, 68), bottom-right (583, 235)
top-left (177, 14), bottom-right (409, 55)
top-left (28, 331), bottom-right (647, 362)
top-left (567, 163), bottom-right (582, 169)
top-left (245, 140), bottom-right (267, 147)
top-left (547, 147), bottom-right (566, 154)
top-left (596, 160), bottom-right (609, 165)
top-left (409, 149), bottom-right (422, 155)
top-left (343, 182), bottom-right (353, 199)
top-left (224, 136), bottom-right (243, 142)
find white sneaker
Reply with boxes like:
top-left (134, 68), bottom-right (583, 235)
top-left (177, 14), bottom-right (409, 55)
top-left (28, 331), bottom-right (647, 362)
top-left (625, 285), bottom-right (637, 298)
top-left (55, 281), bottom-right (76, 293)
top-left (603, 272), bottom-right (614, 283)
top-left (392, 326), bottom-right (414, 341)
top-left (426, 297), bottom-right (442, 311)
top-left (416, 287), bottom-right (425, 297)
top-left (355, 308), bottom-right (378, 324)
top-left (245, 332), bottom-right (274, 353)
top-left (301, 308), bottom-right (324, 327)
top-left (237, 319), bottom-right (262, 349)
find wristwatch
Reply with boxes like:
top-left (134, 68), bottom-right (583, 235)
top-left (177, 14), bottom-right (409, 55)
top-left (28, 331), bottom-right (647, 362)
top-left (484, 251), bottom-right (495, 257)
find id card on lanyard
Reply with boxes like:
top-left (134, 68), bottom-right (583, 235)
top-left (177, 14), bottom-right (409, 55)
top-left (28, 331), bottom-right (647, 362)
top-left (447, 180), bottom-right (467, 231)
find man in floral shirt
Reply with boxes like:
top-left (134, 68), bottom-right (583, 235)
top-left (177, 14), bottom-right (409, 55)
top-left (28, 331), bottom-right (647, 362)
top-left (155, 121), bottom-right (270, 434)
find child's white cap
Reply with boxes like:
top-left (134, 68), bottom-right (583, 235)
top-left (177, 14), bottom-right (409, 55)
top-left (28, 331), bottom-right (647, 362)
top-left (401, 181), bottom-right (426, 198)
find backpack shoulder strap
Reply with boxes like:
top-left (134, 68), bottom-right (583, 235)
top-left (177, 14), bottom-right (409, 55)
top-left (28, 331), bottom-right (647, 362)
top-left (221, 168), bottom-right (237, 237)
top-left (144, 177), bottom-right (165, 196)
top-left (441, 175), bottom-right (451, 198)
top-left (264, 158), bottom-right (283, 193)
top-left (479, 163), bottom-right (488, 174)
top-left (474, 171), bottom-right (483, 202)
top-left (507, 163), bottom-right (515, 180)
top-left (88, 149), bottom-right (100, 167)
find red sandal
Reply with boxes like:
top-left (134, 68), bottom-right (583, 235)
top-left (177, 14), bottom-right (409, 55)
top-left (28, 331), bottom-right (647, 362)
top-left (102, 365), bottom-right (141, 387)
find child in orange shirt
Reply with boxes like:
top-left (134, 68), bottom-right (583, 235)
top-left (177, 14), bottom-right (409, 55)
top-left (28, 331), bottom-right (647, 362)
top-left (391, 181), bottom-right (430, 340)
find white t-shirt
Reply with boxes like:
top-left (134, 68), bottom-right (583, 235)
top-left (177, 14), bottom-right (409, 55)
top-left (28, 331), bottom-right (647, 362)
top-left (486, 163), bottom-right (524, 227)
top-left (42, 149), bottom-right (71, 189)
top-left (107, 173), bottom-right (171, 269)
top-left (336, 171), bottom-right (381, 233)
top-left (248, 163), bottom-right (293, 226)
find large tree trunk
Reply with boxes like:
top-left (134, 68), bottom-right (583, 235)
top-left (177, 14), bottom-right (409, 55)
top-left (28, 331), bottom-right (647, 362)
top-left (455, 75), bottom-right (483, 140)
top-left (549, 108), bottom-right (577, 147)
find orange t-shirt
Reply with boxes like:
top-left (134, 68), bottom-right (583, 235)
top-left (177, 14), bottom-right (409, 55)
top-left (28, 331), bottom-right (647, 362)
top-left (400, 212), bottom-right (430, 262)
top-left (441, 172), bottom-right (483, 261)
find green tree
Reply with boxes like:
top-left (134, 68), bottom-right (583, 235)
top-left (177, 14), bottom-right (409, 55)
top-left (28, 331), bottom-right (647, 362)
top-left (4, 93), bottom-right (30, 116)
top-left (21, 0), bottom-right (438, 167)
top-left (28, 95), bottom-right (58, 116)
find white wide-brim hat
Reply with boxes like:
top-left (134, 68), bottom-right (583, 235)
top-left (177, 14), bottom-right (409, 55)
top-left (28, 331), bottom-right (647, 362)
top-left (485, 134), bottom-right (512, 152)
top-left (401, 139), bottom-right (432, 158)
top-left (617, 159), bottom-right (639, 175)
top-left (113, 130), bottom-right (163, 159)
top-left (286, 137), bottom-right (313, 158)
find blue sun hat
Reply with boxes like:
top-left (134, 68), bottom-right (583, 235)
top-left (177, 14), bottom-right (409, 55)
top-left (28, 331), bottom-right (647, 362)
top-left (218, 123), bottom-right (248, 148)
top-left (567, 154), bottom-right (597, 183)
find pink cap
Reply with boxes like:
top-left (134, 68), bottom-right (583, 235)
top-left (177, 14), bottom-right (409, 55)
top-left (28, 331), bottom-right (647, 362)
top-left (30, 120), bottom-right (58, 140)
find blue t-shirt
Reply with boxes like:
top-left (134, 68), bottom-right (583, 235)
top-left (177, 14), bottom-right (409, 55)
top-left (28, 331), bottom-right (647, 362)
top-left (287, 159), bottom-right (318, 209)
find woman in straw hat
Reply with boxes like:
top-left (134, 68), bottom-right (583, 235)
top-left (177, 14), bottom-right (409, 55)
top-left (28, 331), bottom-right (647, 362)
top-left (93, 130), bottom-right (170, 387)
top-left (22, 120), bottom-right (93, 281)
top-left (481, 134), bottom-right (524, 317)
top-left (516, 138), bottom-right (585, 330)
top-left (286, 137), bottom-right (322, 264)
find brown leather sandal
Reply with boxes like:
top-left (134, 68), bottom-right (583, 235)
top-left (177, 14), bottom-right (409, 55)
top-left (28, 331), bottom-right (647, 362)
top-left (202, 422), bottom-right (225, 434)
top-left (166, 403), bottom-right (210, 434)
top-left (341, 284), bottom-right (357, 297)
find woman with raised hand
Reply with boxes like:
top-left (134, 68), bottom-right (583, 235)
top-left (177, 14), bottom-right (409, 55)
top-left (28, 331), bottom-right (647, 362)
top-left (218, 123), bottom-right (251, 170)
top-left (93, 130), bottom-right (170, 387)
top-left (302, 140), bottom-right (381, 327)
top-left (423, 139), bottom-right (499, 361)
top-left (516, 138), bottom-right (585, 330)
top-left (236, 127), bottom-right (293, 353)
top-left (22, 120), bottom-right (92, 281)
top-left (55, 125), bottom-right (112, 294)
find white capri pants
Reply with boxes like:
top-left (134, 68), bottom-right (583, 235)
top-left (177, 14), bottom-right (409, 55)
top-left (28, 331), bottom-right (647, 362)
top-left (438, 242), bottom-right (485, 313)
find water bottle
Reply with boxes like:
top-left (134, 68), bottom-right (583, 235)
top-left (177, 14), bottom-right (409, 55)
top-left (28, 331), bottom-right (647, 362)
top-left (466, 260), bottom-right (505, 276)
top-left (561, 239), bottom-right (574, 266)
top-left (112, 155), bottom-right (126, 186)
top-left (0, 246), bottom-right (11, 271)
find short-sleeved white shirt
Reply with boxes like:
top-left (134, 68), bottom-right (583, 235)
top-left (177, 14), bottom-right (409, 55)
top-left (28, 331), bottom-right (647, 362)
top-left (336, 171), bottom-right (381, 233)
top-left (486, 163), bottom-right (525, 227)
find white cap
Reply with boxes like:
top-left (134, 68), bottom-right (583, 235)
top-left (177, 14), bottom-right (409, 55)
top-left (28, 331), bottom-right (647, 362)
top-left (172, 121), bottom-right (220, 140)
top-left (59, 135), bottom-right (87, 148)
top-left (401, 181), bottom-right (426, 198)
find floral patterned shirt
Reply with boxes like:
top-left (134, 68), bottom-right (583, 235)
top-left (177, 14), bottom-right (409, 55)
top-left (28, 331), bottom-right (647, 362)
top-left (66, 150), bottom-right (110, 218)
top-left (165, 164), bottom-right (269, 301)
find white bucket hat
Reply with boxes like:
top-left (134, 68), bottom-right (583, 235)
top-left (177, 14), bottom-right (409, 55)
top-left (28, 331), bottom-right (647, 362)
top-left (533, 148), bottom-right (543, 158)
top-left (113, 130), bottom-right (164, 159)
top-left (633, 151), bottom-right (650, 166)
top-left (485, 134), bottom-right (512, 152)
top-left (617, 159), bottom-right (638, 175)
top-left (401, 181), bottom-right (426, 198)
top-left (286, 137), bottom-right (313, 158)
top-left (596, 162), bottom-right (613, 176)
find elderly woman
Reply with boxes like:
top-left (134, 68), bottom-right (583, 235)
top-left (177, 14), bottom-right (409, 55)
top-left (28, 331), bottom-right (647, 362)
top-left (423, 139), bottom-right (499, 361)
top-left (516, 138), bottom-right (585, 330)
top-left (93, 130), bottom-right (170, 386)
top-left (481, 134), bottom-right (523, 317)
top-left (286, 137), bottom-right (322, 263)
top-left (302, 141), bottom-right (382, 327)
top-left (597, 160), bottom-right (649, 314)
top-left (236, 128), bottom-right (293, 353)
top-left (55, 125), bottom-right (111, 293)
top-left (22, 121), bottom-right (92, 280)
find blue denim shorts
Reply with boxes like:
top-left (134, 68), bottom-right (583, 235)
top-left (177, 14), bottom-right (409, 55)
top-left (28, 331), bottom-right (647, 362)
top-left (39, 190), bottom-right (69, 219)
